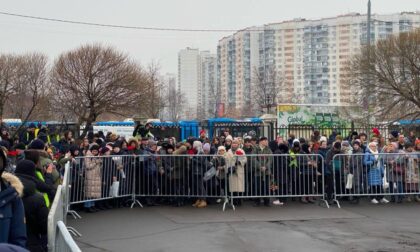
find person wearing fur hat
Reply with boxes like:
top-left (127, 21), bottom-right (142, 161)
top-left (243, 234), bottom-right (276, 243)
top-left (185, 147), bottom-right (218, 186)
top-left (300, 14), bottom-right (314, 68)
top-left (15, 160), bottom-right (49, 251)
top-left (226, 138), bottom-right (247, 206)
top-left (0, 147), bottom-right (27, 248)
top-left (127, 138), bottom-right (139, 154)
top-left (224, 135), bottom-right (233, 151)
top-left (83, 144), bottom-right (103, 212)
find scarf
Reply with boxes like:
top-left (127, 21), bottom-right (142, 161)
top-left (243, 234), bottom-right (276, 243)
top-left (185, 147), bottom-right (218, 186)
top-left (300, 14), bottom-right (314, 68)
top-left (368, 147), bottom-right (379, 160)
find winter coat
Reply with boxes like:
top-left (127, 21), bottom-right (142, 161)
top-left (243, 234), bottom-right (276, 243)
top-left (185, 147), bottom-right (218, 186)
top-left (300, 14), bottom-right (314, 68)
top-left (172, 147), bottom-right (188, 180)
top-left (15, 175), bottom-right (48, 252)
top-left (405, 152), bottom-right (419, 185)
top-left (383, 151), bottom-right (405, 182)
top-left (0, 172), bottom-right (27, 248)
top-left (364, 150), bottom-right (384, 186)
top-left (349, 148), bottom-right (364, 174)
top-left (84, 151), bottom-right (102, 199)
top-left (143, 149), bottom-right (158, 175)
top-left (226, 148), bottom-right (247, 193)
top-left (38, 150), bottom-right (60, 186)
top-left (213, 154), bottom-right (227, 179)
top-left (273, 149), bottom-right (289, 184)
top-left (251, 146), bottom-right (273, 177)
top-left (191, 152), bottom-right (210, 176)
top-left (325, 149), bottom-right (343, 176)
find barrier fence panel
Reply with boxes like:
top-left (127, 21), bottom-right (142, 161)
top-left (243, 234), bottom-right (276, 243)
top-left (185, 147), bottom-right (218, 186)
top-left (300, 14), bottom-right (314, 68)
top-left (230, 154), bottom-right (328, 209)
top-left (134, 154), bottom-right (231, 210)
top-left (70, 155), bottom-right (137, 205)
top-left (332, 152), bottom-right (420, 208)
top-left (48, 185), bottom-right (64, 252)
top-left (68, 153), bottom-right (333, 211)
top-left (55, 221), bottom-right (82, 252)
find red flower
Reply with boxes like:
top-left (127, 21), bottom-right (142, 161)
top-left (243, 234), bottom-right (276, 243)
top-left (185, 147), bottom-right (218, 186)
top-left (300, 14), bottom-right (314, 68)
top-left (372, 128), bottom-right (380, 136)
top-left (235, 150), bottom-right (244, 156)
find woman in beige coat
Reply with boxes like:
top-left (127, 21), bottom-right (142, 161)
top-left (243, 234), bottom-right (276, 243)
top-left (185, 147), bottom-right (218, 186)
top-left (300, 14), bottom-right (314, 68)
top-left (226, 139), bottom-right (247, 206)
top-left (83, 144), bottom-right (103, 213)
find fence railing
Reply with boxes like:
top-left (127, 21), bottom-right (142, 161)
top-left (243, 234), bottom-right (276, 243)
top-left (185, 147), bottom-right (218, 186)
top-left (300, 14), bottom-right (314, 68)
top-left (69, 153), bottom-right (330, 211)
top-left (48, 162), bottom-right (81, 252)
top-left (332, 152), bottom-right (420, 208)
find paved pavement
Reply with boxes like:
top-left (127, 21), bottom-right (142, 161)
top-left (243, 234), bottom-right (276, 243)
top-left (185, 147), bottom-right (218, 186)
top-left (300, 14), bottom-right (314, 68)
top-left (68, 200), bottom-right (420, 252)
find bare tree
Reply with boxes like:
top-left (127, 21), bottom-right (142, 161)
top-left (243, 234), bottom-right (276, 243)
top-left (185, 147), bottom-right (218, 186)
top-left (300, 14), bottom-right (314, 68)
top-left (51, 44), bottom-right (143, 138)
top-left (205, 77), bottom-right (219, 118)
top-left (134, 63), bottom-right (166, 119)
top-left (347, 29), bottom-right (420, 123)
top-left (0, 54), bottom-right (22, 121)
top-left (251, 66), bottom-right (283, 115)
top-left (165, 85), bottom-right (187, 121)
top-left (7, 53), bottom-right (49, 119)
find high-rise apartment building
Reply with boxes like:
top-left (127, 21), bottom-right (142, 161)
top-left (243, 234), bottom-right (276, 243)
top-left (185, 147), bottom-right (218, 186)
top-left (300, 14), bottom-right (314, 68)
top-left (217, 12), bottom-right (420, 112)
top-left (199, 51), bottom-right (218, 119)
top-left (178, 48), bottom-right (218, 119)
top-left (217, 27), bottom-right (262, 113)
top-left (178, 48), bottom-right (200, 118)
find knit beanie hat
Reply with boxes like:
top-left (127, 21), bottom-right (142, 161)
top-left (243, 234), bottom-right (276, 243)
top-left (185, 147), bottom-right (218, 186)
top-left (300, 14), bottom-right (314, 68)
top-left (15, 160), bottom-right (37, 178)
top-left (203, 143), bottom-right (211, 152)
top-left (193, 141), bottom-right (202, 150)
top-left (28, 139), bottom-right (45, 150)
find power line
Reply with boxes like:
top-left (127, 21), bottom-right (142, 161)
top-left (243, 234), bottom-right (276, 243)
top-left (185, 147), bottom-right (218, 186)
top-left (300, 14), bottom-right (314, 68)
top-left (0, 10), bottom-right (419, 33)
top-left (0, 11), bottom-right (237, 32)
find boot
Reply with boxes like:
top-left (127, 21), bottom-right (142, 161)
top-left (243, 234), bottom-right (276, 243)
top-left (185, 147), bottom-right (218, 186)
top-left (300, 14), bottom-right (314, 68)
top-left (197, 200), bottom-right (207, 208)
top-left (192, 199), bottom-right (201, 207)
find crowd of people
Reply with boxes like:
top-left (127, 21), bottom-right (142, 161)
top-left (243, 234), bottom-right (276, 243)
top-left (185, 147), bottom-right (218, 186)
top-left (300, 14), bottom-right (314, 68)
top-left (0, 122), bottom-right (419, 251)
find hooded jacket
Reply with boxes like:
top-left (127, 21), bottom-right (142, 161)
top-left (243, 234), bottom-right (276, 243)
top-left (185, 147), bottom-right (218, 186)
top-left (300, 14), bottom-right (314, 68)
top-left (15, 173), bottom-right (48, 252)
top-left (0, 172), bottom-right (27, 248)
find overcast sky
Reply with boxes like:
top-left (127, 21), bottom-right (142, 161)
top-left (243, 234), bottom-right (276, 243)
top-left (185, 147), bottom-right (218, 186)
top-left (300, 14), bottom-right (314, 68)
top-left (1, 0), bottom-right (419, 74)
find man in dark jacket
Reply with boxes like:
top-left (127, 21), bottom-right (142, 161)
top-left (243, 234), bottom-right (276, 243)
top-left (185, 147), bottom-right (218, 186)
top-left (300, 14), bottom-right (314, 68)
top-left (21, 124), bottom-right (37, 146)
top-left (325, 142), bottom-right (343, 202)
top-left (0, 147), bottom-right (27, 248)
top-left (15, 160), bottom-right (49, 252)
top-left (252, 137), bottom-right (273, 206)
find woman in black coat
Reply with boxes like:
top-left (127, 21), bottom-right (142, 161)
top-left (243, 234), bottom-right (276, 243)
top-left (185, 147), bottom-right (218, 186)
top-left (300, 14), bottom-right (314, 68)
top-left (15, 160), bottom-right (49, 252)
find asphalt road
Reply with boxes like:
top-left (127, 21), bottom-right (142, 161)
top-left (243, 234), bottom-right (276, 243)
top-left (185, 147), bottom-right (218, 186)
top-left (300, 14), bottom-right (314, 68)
top-left (68, 200), bottom-right (420, 252)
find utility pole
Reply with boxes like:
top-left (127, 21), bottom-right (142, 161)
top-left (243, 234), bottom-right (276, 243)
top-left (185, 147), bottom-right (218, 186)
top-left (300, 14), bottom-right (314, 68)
top-left (365, 0), bottom-right (372, 127)
top-left (367, 0), bottom-right (371, 46)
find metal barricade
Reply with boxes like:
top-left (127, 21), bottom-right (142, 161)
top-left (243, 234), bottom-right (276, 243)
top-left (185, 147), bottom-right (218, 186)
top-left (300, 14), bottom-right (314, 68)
top-left (62, 161), bottom-right (81, 236)
top-left (230, 154), bottom-right (329, 209)
top-left (69, 155), bottom-right (137, 207)
top-left (55, 221), bottom-right (82, 252)
top-left (134, 154), bottom-right (231, 211)
top-left (48, 185), bottom-right (64, 252)
top-left (68, 153), bottom-right (332, 211)
top-left (332, 152), bottom-right (420, 208)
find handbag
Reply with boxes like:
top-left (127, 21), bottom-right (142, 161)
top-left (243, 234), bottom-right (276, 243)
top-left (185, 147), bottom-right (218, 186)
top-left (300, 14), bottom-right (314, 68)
top-left (203, 166), bottom-right (216, 181)
top-left (109, 181), bottom-right (120, 197)
top-left (346, 174), bottom-right (354, 190)
top-left (383, 168), bottom-right (389, 190)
